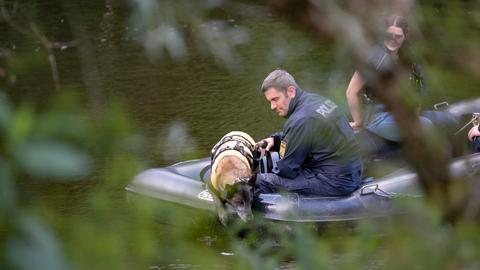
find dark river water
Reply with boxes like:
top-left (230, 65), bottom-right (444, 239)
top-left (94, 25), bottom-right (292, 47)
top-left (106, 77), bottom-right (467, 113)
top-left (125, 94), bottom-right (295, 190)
top-left (2, 1), bottom-right (478, 269)
top-left (1, 2), bottom-right (351, 268)
top-left (4, 1), bottom-right (355, 165)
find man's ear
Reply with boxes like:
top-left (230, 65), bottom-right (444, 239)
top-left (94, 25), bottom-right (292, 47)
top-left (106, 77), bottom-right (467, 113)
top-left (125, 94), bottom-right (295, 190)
top-left (287, 85), bottom-right (296, 98)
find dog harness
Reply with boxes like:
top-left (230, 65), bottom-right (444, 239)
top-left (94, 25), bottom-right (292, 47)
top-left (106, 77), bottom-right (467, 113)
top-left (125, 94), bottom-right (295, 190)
top-left (210, 131), bottom-right (256, 190)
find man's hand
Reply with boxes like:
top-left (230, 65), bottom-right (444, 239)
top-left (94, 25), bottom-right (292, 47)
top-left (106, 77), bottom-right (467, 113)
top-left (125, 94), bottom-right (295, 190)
top-left (257, 137), bottom-right (274, 152)
top-left (468, 125), bottom-right (480, 141)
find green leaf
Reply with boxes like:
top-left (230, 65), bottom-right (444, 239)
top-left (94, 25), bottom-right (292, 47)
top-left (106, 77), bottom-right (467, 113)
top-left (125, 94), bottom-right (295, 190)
top-left (34, 112), bottom-right (90, 142)
top-left (16, 141), bottom-right (93, 181)
top-left (10, 103), bottom-right (35, 146)
top-left (0, 91), bottom-right (12, 134)
top-left (0, 161), bottom-right (16, 212)
top-left (6, 215), bottom-right (70, 270)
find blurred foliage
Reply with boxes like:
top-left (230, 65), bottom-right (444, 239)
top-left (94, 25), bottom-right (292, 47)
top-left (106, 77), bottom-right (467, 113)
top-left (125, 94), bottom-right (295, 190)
top-left (0, 0), bottom-right (480, 269)
top-left (128, 0), bottom-right (250, 70)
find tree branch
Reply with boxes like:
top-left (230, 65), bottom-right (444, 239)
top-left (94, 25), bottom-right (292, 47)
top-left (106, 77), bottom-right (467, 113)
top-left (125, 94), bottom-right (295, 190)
top-left (1, 0), bottom-right (78, 90)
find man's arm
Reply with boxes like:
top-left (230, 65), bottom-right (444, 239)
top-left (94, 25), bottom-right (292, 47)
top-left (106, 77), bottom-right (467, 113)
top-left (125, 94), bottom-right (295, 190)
top-left (258, 132), bottom-right (282, 152)
top-left (274, 119), bottom-right (312, 179)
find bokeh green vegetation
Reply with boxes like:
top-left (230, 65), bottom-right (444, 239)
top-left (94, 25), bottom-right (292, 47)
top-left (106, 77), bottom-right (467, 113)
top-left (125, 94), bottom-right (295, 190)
top-left (1, 0), bottom-right (480, 269)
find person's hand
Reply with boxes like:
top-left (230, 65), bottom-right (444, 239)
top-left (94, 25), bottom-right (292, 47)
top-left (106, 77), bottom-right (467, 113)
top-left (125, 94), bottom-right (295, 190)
top-left (468, 125), bottom-right (480, 141)
top-left (349, 122), bottom-right (362, 130)
top-left (257, 137), bottom-right (274, 152)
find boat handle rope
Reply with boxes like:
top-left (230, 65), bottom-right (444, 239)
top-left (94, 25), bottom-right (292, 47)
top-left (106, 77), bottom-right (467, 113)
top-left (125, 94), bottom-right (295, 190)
top-left (361, 184), bottom-right (422, 199)
top-left (454, 113), bottom-right (479, 136)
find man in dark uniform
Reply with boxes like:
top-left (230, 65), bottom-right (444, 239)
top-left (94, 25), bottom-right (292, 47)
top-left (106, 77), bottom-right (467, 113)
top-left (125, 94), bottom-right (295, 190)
top-left (256, 69), bottom-right (363, 196)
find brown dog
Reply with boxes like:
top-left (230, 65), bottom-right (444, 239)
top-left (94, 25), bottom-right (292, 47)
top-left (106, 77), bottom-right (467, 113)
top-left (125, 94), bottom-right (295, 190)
top-left (208, 131), bottom-right (257, 225)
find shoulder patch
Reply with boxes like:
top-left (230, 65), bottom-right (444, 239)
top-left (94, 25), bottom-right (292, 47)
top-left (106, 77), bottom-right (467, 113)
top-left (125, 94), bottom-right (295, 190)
top-left (279, 140), bottom-right (287, 159)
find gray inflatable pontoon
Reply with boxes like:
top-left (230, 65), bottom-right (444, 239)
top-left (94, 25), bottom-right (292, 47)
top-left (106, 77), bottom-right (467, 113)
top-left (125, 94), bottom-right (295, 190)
top-left (125, 153), bottom-right (480, 222)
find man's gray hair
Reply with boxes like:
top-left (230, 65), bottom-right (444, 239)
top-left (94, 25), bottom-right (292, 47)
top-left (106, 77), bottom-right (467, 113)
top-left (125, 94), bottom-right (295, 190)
top-left (261, 69), bottom-right (298, 93)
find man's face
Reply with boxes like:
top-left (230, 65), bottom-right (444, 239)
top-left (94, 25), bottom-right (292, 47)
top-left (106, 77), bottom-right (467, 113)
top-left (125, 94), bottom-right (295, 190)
top-left (264, 86), bottom-right (295, 117)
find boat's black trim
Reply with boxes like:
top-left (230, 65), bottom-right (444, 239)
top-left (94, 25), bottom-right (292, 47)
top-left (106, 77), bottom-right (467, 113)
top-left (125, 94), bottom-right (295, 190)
top-left (126, 153), bottom-right (480, 222)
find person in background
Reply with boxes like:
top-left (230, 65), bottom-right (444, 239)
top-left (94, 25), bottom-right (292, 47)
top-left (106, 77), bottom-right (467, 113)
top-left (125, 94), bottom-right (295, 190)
top-left (255, 69), bottom-right (363, 196)
top-left (345, 15), bottom-right (458, 156)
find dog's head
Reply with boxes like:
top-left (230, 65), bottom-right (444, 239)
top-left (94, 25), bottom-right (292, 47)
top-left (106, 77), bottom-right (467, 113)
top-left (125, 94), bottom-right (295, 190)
top-left (222, 175), bottom-right (255, 222)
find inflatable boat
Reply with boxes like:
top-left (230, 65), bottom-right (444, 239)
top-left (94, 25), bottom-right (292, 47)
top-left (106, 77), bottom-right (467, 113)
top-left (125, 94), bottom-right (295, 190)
top-left (126, 100), bottom-right (480, 222)
top-left (125, 152), bottom-right (480, 222)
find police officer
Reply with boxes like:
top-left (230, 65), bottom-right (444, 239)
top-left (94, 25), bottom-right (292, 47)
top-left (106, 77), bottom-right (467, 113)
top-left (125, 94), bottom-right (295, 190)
top-left (256, 69), bottom-right (363, 196)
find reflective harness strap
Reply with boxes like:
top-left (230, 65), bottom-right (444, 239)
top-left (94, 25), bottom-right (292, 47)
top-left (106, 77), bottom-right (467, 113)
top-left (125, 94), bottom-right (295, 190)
top-left (212, 140), bottom-right (254, 168)
top-left (212, 136), bottom-right (254, 157)
top-left (211, 135), bottom-right (255, 169)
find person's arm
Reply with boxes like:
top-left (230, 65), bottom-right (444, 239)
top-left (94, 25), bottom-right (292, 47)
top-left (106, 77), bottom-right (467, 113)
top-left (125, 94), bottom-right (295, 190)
top-left (346, 71), bottom-right (365, 129)
top-left (274, 119), bottom-right (312, 179)
top-left (468, 125), bottom-right (480, 142)
top-left (258, 132), bottom-right (282, 152)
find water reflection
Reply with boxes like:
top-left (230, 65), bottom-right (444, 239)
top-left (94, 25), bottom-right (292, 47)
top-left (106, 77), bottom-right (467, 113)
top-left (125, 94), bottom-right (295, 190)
top-left (158, 120), bottom-right (198, 163)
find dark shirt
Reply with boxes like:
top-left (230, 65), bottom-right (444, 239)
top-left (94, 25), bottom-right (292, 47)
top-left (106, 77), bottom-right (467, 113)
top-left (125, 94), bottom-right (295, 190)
top-left (270, 88), bottom-right (362, 183)
top-left (359, 45), bottom-right (426, 116)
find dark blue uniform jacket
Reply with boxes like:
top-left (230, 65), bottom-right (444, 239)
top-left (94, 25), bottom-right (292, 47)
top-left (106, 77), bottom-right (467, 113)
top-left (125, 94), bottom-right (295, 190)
top-left (270, 88), bottom-right (363, 193)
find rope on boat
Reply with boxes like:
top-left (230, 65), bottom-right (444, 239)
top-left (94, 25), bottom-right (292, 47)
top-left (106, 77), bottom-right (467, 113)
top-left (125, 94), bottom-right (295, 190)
top-left (361, 184), bottom-right (422, 199)
top-left (373, 186), bottom-right (423, 199)
top-left (454, 113), bottom-right (479, 136)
